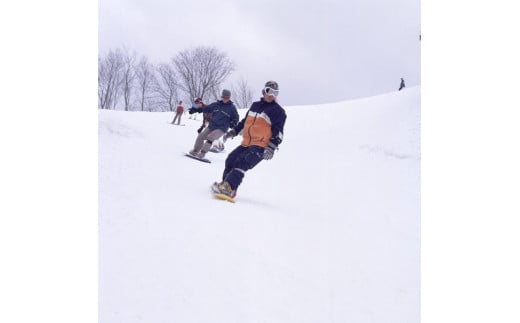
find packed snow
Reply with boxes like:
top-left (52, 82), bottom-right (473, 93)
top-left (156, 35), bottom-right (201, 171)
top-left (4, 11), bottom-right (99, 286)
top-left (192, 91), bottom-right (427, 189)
top-left (99, 86), bottom-right (420, 323)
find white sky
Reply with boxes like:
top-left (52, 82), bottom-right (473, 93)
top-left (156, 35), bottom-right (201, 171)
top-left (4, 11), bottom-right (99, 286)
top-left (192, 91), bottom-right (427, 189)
top-left (99, 0), bottom-right (420, 105)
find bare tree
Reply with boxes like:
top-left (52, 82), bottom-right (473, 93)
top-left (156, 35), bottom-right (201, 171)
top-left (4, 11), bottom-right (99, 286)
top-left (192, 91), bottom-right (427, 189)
top-left (155, 63), bottom-right (179, 112)
top-left (121, 47), bottom-right (137, 111)
top-left (135, 56), bottom-right (157, 111)
top-left (231, 77), bottom-right (254, 109)
top-left (206, 85), bottom-right (222, 103)
top-left (98, 56), bottom-right (108, 109)
top-left (173, 46), bottom-right (235, 101)
top-left (98, 49), bottom-right (124, 110)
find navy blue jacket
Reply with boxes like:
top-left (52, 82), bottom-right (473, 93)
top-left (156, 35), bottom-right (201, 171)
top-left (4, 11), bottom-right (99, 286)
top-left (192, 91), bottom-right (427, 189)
top-left (195, 100), bottom-right (239, 133)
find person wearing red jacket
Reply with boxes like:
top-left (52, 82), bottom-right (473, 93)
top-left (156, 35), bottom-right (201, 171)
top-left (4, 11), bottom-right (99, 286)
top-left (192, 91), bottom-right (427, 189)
top-left (212, 81), bottom-right (286, 199)
top-left (171, 101), bottom-right (184, 125)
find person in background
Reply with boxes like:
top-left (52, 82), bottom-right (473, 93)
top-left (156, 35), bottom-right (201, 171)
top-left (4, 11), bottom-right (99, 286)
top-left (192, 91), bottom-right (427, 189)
top-left (399, 78), bottom-right (406, 91)
top-left (188, 89), bottom-right (239, 159)
top-left (189, 98), bottom-right (203, 120)
top-left (212, 80), bottom-right (286, 199)
top-left (197, 101), bottom-right (212, 134)
top-left (190, 98), bottom-right (211, 133)
top-left (171, 100), bottom-right (184, 125)
top-left (209, 139), bottom-right (225, 153)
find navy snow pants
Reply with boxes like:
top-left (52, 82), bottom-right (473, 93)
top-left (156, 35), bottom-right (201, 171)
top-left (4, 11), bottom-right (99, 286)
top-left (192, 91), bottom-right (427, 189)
top-left (223, 145), bottom-right (264, 191)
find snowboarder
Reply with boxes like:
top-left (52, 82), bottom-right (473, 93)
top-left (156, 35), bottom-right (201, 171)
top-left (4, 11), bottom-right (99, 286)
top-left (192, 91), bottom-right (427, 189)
top-left (197, 99), bottom-right (212, 134)
top-left (187, 89), bottom-right (239, 159)
top-left (209, 139), bottom-right (225, 153)
top-left (399, 78), bottom-right (406, 91)
top-left (212, 80), bottom-right (287, 200)
top-left (189, 98), bottom-right (202, 120)
top-left (171, 100), bottom-right (184, 125)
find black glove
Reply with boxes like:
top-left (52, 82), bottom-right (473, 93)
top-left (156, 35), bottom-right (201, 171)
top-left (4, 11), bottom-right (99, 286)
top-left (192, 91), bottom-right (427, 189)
top-left (263, 142), bottom-right (277, 160)
top-left (197, 125), bottom-right (204, 133)
top-left (189, 108), bottom-right (197, 115)
top-left (223, 129), bottom-right (236, 142)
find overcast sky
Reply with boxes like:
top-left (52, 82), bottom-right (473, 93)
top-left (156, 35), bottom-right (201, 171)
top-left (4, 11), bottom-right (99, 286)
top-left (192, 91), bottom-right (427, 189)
top-left (99, 0), bottom-right (420, 106)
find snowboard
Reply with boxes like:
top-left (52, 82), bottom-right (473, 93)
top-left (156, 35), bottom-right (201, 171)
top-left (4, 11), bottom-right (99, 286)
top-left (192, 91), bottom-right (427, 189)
top-left (169, 122), bottom-right (186, 126)
top-left (209, 146), bottom-right (225, 153)
top-left (210, 182), bottom-right (235, 203)
top-left (185, 153), bottom-right (211, 163)
top-left (213, 193), bottom-right (235, 203)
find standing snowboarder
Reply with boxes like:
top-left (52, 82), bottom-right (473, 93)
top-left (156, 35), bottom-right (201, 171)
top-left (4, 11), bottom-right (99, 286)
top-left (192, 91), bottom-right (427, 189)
top-left (187, 89), bottom-right (239, 159)
top-left (399, 78), bottom-right (406, 91)
top-left (212, 80), bottom-right (286, 200)
top-left (171, 100), bottom-right (184, 125)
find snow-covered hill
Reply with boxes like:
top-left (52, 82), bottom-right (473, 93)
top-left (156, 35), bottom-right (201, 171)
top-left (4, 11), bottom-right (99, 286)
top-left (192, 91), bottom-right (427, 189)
top-left (99, 87), bottom-right (420, 323)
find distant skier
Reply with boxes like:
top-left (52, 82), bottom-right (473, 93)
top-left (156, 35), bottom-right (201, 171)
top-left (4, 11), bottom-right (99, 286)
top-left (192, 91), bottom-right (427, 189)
top-left (187, 89), bottom-right (239, 159)
top-left (399, 78), bottom-right (406, 91)
top-left (171, 100), bottom-right (184, 125)
top-left (212, 80), bottom-right (287, 200)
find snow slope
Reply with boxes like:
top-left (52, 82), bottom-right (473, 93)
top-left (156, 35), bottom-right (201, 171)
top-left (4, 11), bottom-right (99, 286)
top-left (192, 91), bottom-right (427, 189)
top-left (99, 87), bottom-right (420, 323)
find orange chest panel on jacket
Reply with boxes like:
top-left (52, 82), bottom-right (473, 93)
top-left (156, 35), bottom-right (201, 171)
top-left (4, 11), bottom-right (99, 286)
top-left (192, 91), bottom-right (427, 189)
top-left (241, 112), bottom-right (272, 148)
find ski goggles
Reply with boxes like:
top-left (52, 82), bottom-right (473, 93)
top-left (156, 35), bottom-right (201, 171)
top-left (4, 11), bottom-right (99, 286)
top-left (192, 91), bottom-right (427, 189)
top-left (263, 86), bottom-right (279, 97)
